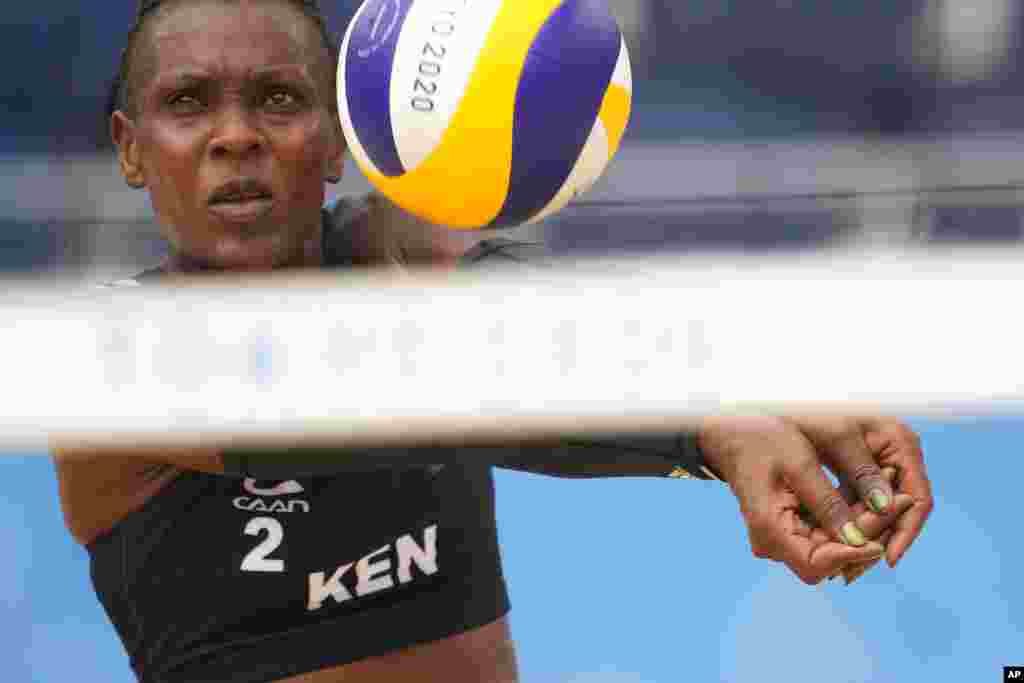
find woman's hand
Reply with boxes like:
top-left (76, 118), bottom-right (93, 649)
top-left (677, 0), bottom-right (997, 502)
top-left (782, 416), bottom-right (933, 569)
top-left (806, 466), bottom-right (904, 584)
top-left (697, 416), bottom-right (930, 585)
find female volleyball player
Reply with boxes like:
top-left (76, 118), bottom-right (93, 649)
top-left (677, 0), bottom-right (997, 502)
top-left (54, 2), bottom-right (933, 682)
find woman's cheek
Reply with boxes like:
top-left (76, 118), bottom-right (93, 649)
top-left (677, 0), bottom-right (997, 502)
top-left (284, 126), bottom-right (332, 202)
top-left (144, 127), bottom-right (205, 215)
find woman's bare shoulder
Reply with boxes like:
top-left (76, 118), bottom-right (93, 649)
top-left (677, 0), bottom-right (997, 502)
top-left (331, 193), bottom-right (478, 268)
top-left (53, 448), bottom-right (223, 545)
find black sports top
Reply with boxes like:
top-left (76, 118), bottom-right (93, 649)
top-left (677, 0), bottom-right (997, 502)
top-left (85, 198), bottom-right (717, 683)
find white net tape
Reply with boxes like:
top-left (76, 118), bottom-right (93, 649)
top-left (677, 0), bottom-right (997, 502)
top-left (2, 245), bottom-right (1021, 451)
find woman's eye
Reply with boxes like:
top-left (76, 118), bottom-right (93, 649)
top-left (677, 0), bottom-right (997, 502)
top-left (168, 93), bottom-right (203, 113)
top-left (265, 91), bottom-right (299, 110)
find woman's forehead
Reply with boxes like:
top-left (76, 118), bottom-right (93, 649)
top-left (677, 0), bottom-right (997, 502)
top-left (145, 1), bottom-right (320, 79)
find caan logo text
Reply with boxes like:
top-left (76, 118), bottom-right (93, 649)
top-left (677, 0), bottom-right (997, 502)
top-left (235, 479), bottom-right (310, 513)
top-left (233, 496), bottom-right (311, 513)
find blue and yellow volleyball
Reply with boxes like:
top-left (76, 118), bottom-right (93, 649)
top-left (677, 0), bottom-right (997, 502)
top-left (337, 0), bottom-right (632, 229)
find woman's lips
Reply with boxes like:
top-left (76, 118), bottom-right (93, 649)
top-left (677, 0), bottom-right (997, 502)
top-left (207, 197), bottom-right (275, 222)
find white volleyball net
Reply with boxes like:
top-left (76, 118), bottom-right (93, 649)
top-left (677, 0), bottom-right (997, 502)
top-left (5, 243), bottom-right (1024, 453)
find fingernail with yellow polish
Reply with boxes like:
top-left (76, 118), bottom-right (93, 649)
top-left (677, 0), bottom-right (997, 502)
top-left (868, 489), bottom-right (890, 514)
top-left (841, 522), bottom-right (867, 547)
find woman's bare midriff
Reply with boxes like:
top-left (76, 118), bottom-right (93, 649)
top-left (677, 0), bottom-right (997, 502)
top-left (55, 455), bottom-right (519, 683)
top-left (276, 617), bottom-right (519, 683)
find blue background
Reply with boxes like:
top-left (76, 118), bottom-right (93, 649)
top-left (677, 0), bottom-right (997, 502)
top-left (4, 417), bottom-right (1020, 682)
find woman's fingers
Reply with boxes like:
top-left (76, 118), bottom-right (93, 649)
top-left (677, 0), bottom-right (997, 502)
top-left (782, 452), bottom-right (866, 547)
top-left (697, 416), bottom-right (923, 587)
top-left (854, 493), bottom-right (914, 538)
top-left (785, 416), bottom-right (932, 570)
top-left (842, 528), bottom-right (895, 585)
top-left (865, 422), bottom-right (934, 567)
top-left (775, 529), bottom-right (886, 585)
top-left (784, 417), bottom-right (894, 514)
top-left (814, 493), bottom-right (910, 585)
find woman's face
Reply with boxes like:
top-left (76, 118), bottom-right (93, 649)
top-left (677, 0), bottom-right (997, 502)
top-left (112, 0), bottom-right (344, 270)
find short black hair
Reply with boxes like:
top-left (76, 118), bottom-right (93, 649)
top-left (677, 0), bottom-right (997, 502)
top-left (106, 0), bottom-right (338, 120)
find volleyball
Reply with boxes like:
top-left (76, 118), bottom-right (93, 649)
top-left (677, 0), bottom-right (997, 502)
top-left (337, 0), bottom-right (632, 229)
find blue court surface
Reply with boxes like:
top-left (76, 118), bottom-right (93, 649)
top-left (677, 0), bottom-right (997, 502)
top-left (3, 417), bottom-right (1020, 682)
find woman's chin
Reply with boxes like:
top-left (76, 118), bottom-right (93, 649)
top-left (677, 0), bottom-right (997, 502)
top-left (171, 234), bottom-right (294, 272)
top-left (213, 238), bottom-right (290, 271)
top-left (164, 215), bottom-right (322, 272)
